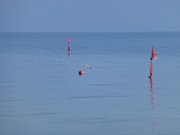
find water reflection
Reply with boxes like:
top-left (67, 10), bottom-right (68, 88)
top-left (149, 77), bottom-right (159, 133)
top-left (150, 77), bottom-right (155, 109)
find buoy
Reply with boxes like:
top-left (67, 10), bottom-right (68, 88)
top-left (79, 70), bottom-right (85, 76)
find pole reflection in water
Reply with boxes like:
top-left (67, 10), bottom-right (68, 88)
top-left (150, 77), bottom-right (155, 109)
top-left (149, 77), bottom-right (159, 134)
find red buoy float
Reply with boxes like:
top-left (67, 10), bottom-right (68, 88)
top-left (79, 70), bottom-right (85, 76)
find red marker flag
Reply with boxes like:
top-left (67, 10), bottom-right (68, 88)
top-left (151, 47), bottom-right (157, 60)
top-left (67, 37), bottom-right (71, 44)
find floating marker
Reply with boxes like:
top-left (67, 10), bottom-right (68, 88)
top-left (67, 37), bottom-right (71, 56)
top-left (79, 70), bottom-right (85, 76)
top-left (67, 37), bottom-right (71, 44)
top-left (149, 47), bottom-right (157, 78)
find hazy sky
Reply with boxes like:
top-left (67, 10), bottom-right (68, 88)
top-left (0, 0), bottom-right (180, 32)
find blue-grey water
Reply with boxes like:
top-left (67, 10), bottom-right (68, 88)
top-left (0, 32), bottom-right (180, 135)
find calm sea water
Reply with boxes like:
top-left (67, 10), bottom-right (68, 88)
top-left (0, 32), bottom-right (180, 135)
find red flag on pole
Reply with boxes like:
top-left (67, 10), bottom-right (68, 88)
top-left (151, 47), bottom-right (157, 60)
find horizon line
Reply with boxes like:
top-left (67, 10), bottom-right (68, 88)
top-left (0, 31), bottom-right (180, 33)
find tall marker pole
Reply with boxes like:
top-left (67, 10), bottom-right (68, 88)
top-left (67, 37), bottom-right (71, 56)
top-left (149, 57), bottom-right (153, 78)
top-left (149, 47), bottom-right (157, 78)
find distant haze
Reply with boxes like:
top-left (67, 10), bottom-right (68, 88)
top-left (0, 0), bottom-right (180, 32)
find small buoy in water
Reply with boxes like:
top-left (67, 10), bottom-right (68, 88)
top-left (79, 70), bottom-right (85, 76)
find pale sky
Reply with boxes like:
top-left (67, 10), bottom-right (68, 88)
top-left (0, 0), bottom-right (180, 32)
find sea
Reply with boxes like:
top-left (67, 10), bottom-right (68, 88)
top-left (0, 32), bottom-right (180, 135)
